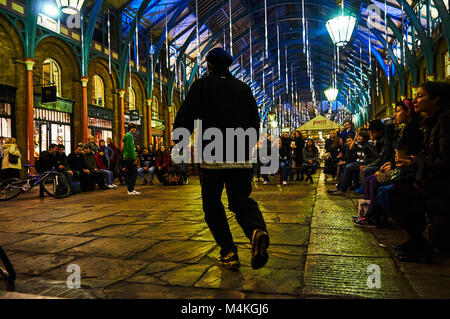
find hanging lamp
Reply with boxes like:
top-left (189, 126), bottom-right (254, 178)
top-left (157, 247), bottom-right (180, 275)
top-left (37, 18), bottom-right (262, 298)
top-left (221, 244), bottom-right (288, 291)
top-left (55, 0), bottom-right (85, 15)
top-left (324, 87), bottom-right (339, 103)
top-left (326, 1), bottom-right (357, 47)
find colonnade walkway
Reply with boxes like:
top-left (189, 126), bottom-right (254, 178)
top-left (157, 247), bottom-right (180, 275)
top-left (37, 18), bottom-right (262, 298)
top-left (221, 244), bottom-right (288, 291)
top-left (1, 172), bottom-right (449, 299)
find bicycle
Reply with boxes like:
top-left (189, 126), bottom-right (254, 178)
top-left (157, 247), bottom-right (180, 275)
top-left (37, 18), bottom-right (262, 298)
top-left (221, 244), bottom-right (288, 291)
top-left (0, 164), bottom-right (71, 201)
top-left (0, 245), bottom-right (15, 284)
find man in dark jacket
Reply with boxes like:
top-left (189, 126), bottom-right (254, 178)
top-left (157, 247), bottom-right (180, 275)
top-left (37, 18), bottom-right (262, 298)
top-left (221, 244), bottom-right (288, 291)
top-left (37, 144), bottom-right (60, 197)
top-left (56, 144), bottom-right (73, 192)
top-left (172, 48), bottom-right (269, 271)
top-left (83, 146), bottom-right (108, 190)
top-left (328, 131), bottom-right (377, 195)
top-left (68, 145), bottom-right (97, 192)
top-left (361, 119), bottom-right (394, 180)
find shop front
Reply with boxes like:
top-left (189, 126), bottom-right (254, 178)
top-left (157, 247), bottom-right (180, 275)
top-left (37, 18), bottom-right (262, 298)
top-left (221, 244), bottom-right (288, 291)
top-left (151, 118), bottom-right (165, 149)
top-left (124, 110), bottom-right (143, 147)
top-left (88, 104), bottom-right (114, 145)
top-left (0, 84), bottom-right (16, 138)
top-left (34, 95), bottom-right (73, 157)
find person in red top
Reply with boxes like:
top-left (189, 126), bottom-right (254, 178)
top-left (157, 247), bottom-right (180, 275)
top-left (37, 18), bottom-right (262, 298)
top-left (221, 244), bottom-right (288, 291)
top-left (155, 145), bottom-right (171, 184)
top-left (95, 150), bottom-right (117, 188)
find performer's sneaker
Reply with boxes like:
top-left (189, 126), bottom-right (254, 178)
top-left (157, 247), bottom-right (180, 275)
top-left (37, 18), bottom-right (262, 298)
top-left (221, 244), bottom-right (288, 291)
top-left (251, 229), bottom-right (270, 270)
top-left (218, 251), bottom-right (240, 270)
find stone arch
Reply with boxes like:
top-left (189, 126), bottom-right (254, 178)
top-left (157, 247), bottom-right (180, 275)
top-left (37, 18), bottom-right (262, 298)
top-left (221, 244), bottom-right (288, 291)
top-left (0, 13), bottom-right (26, 155)
top-left (35, 36), bottom-right (81, 100)
top-left (87, 57), bottom-right (118, 110)
top-left (0, 13), bottom-right (25, 85)
top-left (124, 72), bottom-right (146, 114)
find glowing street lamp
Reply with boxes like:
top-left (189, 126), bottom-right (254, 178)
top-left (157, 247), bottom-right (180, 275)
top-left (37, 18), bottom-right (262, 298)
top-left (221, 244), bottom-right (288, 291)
top-left (326, 10), bottom-right (357, 47)
top-left (268, 113), bottom-right (277, 128)
top-left (324, 87), bottom-right (339, 103)
top-left (55, 0), bottom-right (85, 15)
top-left (42, 3), bottom-right (60, 18)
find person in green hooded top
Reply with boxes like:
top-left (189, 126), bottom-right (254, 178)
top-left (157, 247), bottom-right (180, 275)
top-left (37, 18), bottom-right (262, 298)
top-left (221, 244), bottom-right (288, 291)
top-left (122, 123), bottom-right (141, 195)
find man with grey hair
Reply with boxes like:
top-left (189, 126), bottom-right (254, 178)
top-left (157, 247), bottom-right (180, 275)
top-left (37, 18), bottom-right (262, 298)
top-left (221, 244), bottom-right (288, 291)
top-left (173, 47), bottom-right (269, 270)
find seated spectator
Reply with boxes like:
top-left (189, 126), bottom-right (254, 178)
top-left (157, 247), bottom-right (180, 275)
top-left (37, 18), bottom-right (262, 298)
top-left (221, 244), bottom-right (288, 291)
top-left (336, 137), bottom-right (355, 179)
top-left (355, 99), bottom-right (424, 228)
top-left (56, 144), bottom-right (75, 194)
top-left (169, 144), bottom-right (189, 185)
top-left (303, 139), bottom-right (319, 184)
top-left (359, 119), bottom-right (395, 188)
top-left (107, 137), bottom-right (120, 178)
top-left (37, 144), bottom-right (66, 197)
top-left (84, 135), bottom-right (99, 153)
top-left (68, 145), bottom-right (97, 192)
top-left (328, 131), bottom-right (377, 195)
top-left (323, 131), bottom-right (340, 182)
top-left (138, 147), bottom-right (156, 185)
top-left (36, 144), bottom-right (58, 173)
top-left (98, 139), bottom-right (114, 170)
top-left (82, 146), bottom-right (109, 190)
top-left (339, 121), bottom-right (356, 142)
top-left (390, 82), bottom-right (450, 261)
top-left (155, 145), bottom-right (171, 184)
top-left (95, 149), bottom-right (117, 188)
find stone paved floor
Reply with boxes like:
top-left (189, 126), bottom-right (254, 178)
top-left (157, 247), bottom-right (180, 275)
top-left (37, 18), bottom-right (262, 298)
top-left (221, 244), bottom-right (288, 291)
top-left (1, 171), bottom-right (449, 299)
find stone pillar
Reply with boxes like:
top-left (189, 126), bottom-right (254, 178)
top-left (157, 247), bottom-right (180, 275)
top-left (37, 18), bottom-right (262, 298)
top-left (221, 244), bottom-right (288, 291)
top-left (25, 59), bottom-right (35, 165)
top-left (411, 86), bottom-right (418, 98)
top-left (119, 89), bottom-right (126, 150)
top-left (81, 77), bottom-right (89, 144)
top-left (147, 98), bottom-right (152, 147)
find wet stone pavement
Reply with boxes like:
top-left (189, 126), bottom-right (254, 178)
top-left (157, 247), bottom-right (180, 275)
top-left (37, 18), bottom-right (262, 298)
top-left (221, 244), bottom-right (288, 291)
top-left (1, 172), bottom-right (449, 299)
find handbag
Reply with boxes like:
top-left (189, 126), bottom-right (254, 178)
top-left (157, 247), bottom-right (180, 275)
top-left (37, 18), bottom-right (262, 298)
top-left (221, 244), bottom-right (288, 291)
top-left (8, 154), bottom-right (19, 164)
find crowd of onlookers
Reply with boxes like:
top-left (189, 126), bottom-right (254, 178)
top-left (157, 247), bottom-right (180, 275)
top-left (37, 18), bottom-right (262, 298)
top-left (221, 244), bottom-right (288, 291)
top-left (325, 81), bottom-right (450, 262)
top-left (253, 131), bottom-right (319, 186)
top-left (0, 134), bottom-right (190, 196)
top-left (2, 81), bottom-right (449, 262)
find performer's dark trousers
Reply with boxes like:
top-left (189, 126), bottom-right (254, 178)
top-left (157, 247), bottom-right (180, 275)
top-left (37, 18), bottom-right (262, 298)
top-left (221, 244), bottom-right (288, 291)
top-left (200, 168), bottom-right (268, 256)
top-left (123, 160), bottom-right (138, 192)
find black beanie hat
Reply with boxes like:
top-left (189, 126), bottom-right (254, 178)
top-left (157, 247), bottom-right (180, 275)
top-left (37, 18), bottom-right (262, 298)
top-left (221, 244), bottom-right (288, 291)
top-left (368, 119), bottom-right (384, 131)
top-left (205, 48), bottom-right (233, 68)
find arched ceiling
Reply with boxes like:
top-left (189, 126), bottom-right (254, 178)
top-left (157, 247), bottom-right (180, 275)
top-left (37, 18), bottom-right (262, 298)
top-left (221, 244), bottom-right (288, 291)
top-left (79, 0), bottom-right (448, 120)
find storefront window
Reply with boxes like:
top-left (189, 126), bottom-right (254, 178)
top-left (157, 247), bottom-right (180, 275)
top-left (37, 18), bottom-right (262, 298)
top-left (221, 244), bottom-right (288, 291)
top-left (93, 75), bottom-right (104, 106)
top-left (43, 58), bottom-right (61, 97)
top-left (88, 116), bottom-right (113, 145)
top-left (0, 102), bottom-right (12, 138)
top-left (151, 95), bottom-right (160, 119)
top-left (34, 107), bottom-right (71, 156)
top-left (128, 87), bottom-right (136, 110)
